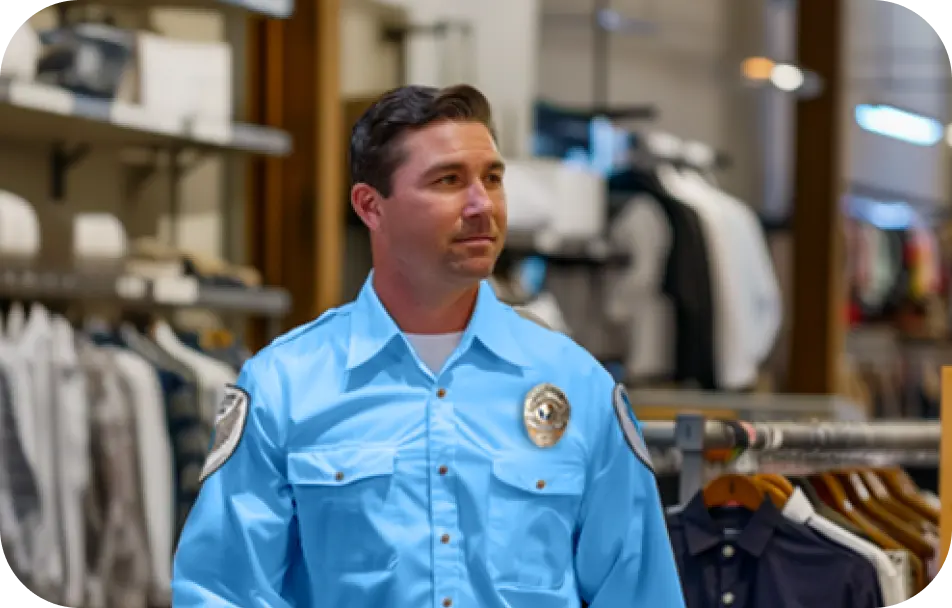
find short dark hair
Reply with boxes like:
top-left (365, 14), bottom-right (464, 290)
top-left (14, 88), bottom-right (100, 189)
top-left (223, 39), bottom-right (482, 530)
top-left (349, 84), bottom-right (496, 197)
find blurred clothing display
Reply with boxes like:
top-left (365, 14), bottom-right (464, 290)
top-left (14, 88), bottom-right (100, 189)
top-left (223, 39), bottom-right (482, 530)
top-left (0, 302), bottom-right (243, 607)
top-left (606, 153), bottom-right (782, 391)
top-left (845, 213), bottom-right (945, 331)
top-left (668, 467), bottom-right (941, 608)
top-left (129, 237), bottom-right (262, 289)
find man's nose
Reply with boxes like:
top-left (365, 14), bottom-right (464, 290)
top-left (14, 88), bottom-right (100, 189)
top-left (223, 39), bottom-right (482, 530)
top-left (464, 182), bottom-right (493, 216)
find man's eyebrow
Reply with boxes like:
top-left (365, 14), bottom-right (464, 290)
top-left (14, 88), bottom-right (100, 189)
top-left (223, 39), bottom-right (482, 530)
top-left (421, 159), bottom-right (506, 178)
top-left (422, 161), bottom-right (467, 179)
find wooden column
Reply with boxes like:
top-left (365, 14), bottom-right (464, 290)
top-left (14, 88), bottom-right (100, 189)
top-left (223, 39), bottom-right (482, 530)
top-left (245, 0), bottom-right (344, 347)
top-left (941, 366), bottom-right (952, 566)
top-left (788, 0), bottom-right (846, 394)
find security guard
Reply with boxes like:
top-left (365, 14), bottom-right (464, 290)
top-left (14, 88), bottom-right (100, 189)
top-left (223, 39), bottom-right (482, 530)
top-left (172, 84), bottom-right (686, 607)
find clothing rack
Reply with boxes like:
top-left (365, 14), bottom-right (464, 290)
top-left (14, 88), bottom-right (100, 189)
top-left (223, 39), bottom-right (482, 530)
top-left (642, 413), bottom-right (942, 523)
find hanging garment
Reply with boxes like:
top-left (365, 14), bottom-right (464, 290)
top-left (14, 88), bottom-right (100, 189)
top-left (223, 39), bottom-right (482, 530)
top-left (152, 319), bottom-right (237, 424)
top-left (667, 493), bottom-right (884, 608)
top-left (0, 367), bottom-right (40, 585)
top-left (781, 487), bottom-right (907, 605)
top-left (694, 176), bottom-right (782, 368)
top-left (119, 324), bottom-right (206, 539)
top-left (607, 168), bottom-right (716, 388)
top-left (659, 165), bottom-right (755, 390)
top-left (51, 315), bottom-right (90, 608)
top-left (107, 347), bottom-right (175, 605)
top-left (12, 304), bottom-right (65, 603)
top-left (79, 341), bottom-right (152, 608)
top-left (607, 195), bottom-right (677, 383)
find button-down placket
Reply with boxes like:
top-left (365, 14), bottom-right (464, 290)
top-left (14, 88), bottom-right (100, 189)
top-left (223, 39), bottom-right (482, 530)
top-left (429, 377), bottom-right (462, 608)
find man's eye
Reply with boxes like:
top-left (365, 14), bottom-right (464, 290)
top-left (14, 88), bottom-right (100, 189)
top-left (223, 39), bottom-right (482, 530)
top-left (437, 175), bottom-right (460, 186)
top-left (486, 173), bottom-right (503, 185)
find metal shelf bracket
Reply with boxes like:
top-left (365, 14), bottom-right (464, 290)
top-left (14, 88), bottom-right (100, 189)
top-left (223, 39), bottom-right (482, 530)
top-left (50, 142), bottom-right (90, 202)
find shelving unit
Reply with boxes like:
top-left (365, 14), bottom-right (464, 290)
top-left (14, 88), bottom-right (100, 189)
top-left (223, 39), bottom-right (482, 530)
top-left (0, 265), bottom-right (287, 313)
top-left (0, 76), bottom-right (291, 155)
top-left (69, 0), bottom-right (295, 19)
top-left (0, 1), bottom-right (297, 331)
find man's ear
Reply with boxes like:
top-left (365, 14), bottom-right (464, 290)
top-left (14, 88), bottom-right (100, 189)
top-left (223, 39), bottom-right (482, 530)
top-left (351, 183), bottom-right (383, 231)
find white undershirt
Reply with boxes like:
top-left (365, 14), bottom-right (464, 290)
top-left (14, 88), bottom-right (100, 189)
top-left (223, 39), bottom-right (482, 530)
top-left (405, 332), bottom-right (463, 375)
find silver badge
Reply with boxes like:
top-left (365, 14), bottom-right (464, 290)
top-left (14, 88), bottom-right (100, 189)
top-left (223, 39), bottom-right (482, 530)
top-left (612, 383), bottom-right (654, 473)
top-left (523, 383), bottom-right (571, 448)
top-left (199, 384), bottom-right (250, 484)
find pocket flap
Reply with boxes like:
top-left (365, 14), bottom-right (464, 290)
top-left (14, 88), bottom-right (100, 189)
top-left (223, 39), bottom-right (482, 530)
top-left (491, 457), bottom-right (585, 496)
top-left (288, 446), bottom-right (396, 486)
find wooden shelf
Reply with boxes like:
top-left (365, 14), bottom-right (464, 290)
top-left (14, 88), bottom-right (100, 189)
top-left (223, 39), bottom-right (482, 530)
top-left (70, 0), bottom-right (295, 19)
top-left (0, 77), bottom-right (291, 156)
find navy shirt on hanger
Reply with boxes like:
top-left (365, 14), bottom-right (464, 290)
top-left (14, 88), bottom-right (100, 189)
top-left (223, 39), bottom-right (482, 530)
top-left (667, 493), bottom-right (884, 608)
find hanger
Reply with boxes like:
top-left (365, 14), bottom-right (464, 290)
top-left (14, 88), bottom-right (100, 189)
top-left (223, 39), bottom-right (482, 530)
top-left (860, 468), bottom-right (934, 533)
top-left (810, 473), bottom-right (925, 582)
top-left (703, 474), bottom-right (786, 510)
top-left (703, 474), bottom-right (765, 510)
top-left (878, 468), bottom-right (939, 525)
top-left (758, 479), bottom-right (789, 509)
top-left (832, 470), bottom-right (933, 561)
top-left (755, 473), bottom-right (795, 498)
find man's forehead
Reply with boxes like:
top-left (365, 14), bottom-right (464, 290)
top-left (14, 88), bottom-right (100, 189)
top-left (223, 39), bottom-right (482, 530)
top-left (403, 120), bottom-right (499, 160)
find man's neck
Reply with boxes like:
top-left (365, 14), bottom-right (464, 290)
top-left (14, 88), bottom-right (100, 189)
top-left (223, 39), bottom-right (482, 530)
top-left (372, 269), bottom-right (480, 335)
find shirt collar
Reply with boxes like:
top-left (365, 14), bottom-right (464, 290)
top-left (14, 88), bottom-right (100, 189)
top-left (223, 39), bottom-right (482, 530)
top-left (680, 491), bottom-right (783, 558)
top-left (346, 272), bottom-right (531, 371)
top-left (781, 487), bottom-right (815, 525)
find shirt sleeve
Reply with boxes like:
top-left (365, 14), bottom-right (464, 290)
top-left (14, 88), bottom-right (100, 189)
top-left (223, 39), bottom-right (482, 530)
top-left (574, 373), bottom-right (686, 607)
top-left (171, 357), bottom-right (302, 607)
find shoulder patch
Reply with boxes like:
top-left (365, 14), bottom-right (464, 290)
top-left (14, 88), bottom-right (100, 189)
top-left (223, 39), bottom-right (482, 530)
top-left (611, 383), bottom-right (654, 473)
top-left (513, 306), bottom-right (553, 330)
top-left (199, 384), bottom-right (251, 484)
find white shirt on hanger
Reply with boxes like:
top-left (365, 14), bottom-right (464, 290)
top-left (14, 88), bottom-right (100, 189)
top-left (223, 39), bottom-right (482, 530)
top-left (686, 172), bottom-right (782, 367)
top-left (105, 347), bottom-right (174, 605)
top-left (782, 487), bottom-right (907, 606)
top-left (51, 315), bottom-right (89, 608)
top-left (152, 320), bottom-right (237, 424)
top-left (12, 303), bottom-right (65, 599)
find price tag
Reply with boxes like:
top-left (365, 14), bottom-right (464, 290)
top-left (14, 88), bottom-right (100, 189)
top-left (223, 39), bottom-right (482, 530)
top-left (153, 276), bottom-right (199, 305)
top-left (116, 275), bottom-right (147, 300)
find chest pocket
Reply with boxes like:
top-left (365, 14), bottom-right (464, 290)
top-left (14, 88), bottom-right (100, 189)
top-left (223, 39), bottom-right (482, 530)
top-left (487, 455), bottom-right (586, 590)
top-left (287, 446), bottom-right (399, 573)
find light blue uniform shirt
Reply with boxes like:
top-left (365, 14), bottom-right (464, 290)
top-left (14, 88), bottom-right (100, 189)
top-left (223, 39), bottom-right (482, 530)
top-left (172, 275), bottom-right (686, 607)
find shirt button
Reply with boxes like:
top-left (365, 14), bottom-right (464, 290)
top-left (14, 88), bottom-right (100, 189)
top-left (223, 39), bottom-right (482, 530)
top-left (438, 465), bottom-right (448, 476)
top-left (441, 533), bottom-right (451, 544)
top-left (722, 592), bottom-right (735, 606)
top-left (722, 545), bottom-right (735, 558)
top-left (536, 480), bottom-right (546, 490)
top-left (334, 472), bottom-right (345, 482)
top-left (437, 388), bottom-right (447, 398)
top-left (442, 598), bottom-right (453, 607)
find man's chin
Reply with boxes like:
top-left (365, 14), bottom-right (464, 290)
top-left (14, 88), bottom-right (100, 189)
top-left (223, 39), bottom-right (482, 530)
top-left (450, 258), bottom-right (496, 280)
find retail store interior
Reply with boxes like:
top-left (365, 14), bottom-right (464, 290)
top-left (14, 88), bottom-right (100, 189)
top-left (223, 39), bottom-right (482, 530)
top-left (0, 0), bottom-right (951, 606)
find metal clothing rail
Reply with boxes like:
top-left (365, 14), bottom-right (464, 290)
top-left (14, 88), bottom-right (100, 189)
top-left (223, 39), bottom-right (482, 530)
top-left (644, 414), bottom-right (942, 506)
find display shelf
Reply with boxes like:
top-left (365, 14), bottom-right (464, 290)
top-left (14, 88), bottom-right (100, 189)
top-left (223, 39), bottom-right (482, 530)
top-left (68, 0), bottom-right (295, 19)
top-left (0, 77), bottom-right (292, 156)
top-left (0, 265), bottom-right (291, 317)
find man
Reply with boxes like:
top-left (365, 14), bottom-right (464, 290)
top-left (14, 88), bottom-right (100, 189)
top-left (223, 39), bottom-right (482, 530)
top-left (171, 84), bottom-right (685, 607)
